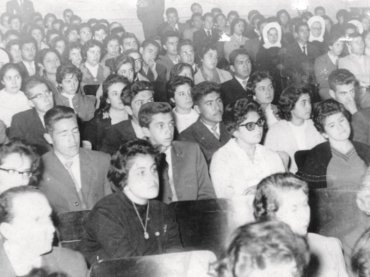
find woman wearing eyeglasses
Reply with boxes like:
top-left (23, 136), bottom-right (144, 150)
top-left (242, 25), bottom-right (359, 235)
top-left (0, 140), bottom-right (41, 194)
top-left (210, 98), bottom-right (285, 199)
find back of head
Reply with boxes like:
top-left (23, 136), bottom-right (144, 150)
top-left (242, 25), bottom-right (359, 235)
top-left (216, 220), bottom-right (308, 277)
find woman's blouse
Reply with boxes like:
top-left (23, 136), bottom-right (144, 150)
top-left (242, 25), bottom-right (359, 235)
top-left (194, 67), bottom-right (232, 85)
top-left (173, 108), bottom-right (199, 133)
top-left (81, 191), bottom-right (182, 265)
top-left (0, 89), bottom-right (31, 127)
top-left (80, 63), bottom-right (110, 86)
top-left (210, 139), bottom-right (285, 198)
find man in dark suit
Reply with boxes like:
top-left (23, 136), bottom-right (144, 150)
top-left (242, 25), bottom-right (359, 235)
top-left (179, 81), bottom-right (231, 164)
top-left (221, 49), bottom-right (253, 107)
top-left (17, 36), bottom-right (38, 80)
top-left (137, 0), bottom-right (164, 39)
top-left (6, 0), bottom-right (34, 24)
top-left (39, 106), bottom-right (111, 214)
top-left (8, 76), bottom-right (53, 155)
top-left (193, 12), bottom-right (220, 61)
top-left (0, 186), bottom-right (88, 277)
top-left (139, 39), bottom-right (168, 102)
top-left (283, 20), bottom-right (321, 83)
top-left (139, 102), bottom-right (216, 204)
top-left (158, 7), bottom-right (186, 39)
top-left (101, 81), bottom-right (155, 155)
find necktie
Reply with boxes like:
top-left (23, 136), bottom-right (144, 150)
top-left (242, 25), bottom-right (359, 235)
top-left (242, 80), bottom-right (248, 90)
top-left (211, 125), bottom-right (220, 140)
top-left (302, 45), bottom-right (307, 56)
top-left (65, 160), bottom-right (87, 209)
top-left (207, 30), bottom-right (211, 37)
top-left (147, 67), bottom-right (155, 81)
top-left (159, 153), bottom-right (177, 203)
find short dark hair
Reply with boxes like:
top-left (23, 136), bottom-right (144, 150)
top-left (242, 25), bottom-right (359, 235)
top-left (294, 20), bottom-right (309, 33)
top-left (35, 48), bottom-right (61, 68)
top-left (229, 48), bottom-right (250, 66)
top-left (128, 81), bottom-right (154, 105)
top-left (192, 81), bottom-right (221, 105)
top-left (351, 227), bottom-right (370, 277)
top-left (215, 220), bottom-right (308, 277)
top-left (104, 35), bottom-right (121, 50)
top-left (92, 24), bottom-right (108, 34)
top-left (327, 30), bottom-right (344, 46)
top-left (199, 43), bottom-right (217, 60)
top-left (44, 105), bottom-right (77, 133)
top-left (177, 39), bottom-right (194, 53)
top-left (223, 98), bottom-right (264, 135)
top-left (254, 173), bottom-right (308, 221)
top-left (0, 186), bottom-right (44, 224)
top-left (99, 74), bottom-right (130, 113)
top-left (161, 30), bottom-right (179, 45)
top-left (169, 63), bottom-right (194, 80)
top-left (56, 63), bottom-right (82, 84)
top-left (191, 12), bottom-right (202, 22)
top-left (20, 35), bottom-right (37, 49)
top-left (23, 76), bottom-right (51, 99)
top-left (278, 85), bottom-right (310, 121)
top-left (107, 139), bottom-right (160, 190)
top-left (167, 75), bottom-right (193, 100)
top-left (0, 63), bottom-right (21, 82)
top-left (247, 71), bottom-right (273, 95)
top-left (141, 39), bottom-right (160, 51)
top-left (138, 102), bottom-right (172, 128)
top-left (82, 39), bottom-right (103, 59)
top-left (336, 9), bottom-right (348, 21)
top-left (166, 7), bottom-right (178, 17)
top-left (328, 69), bottom-right (358, 92)
top-left (230, 18), bottom-right (246, 35)
top-left (113, 54), bottom-right (135, 74)
top-left (312, 99), bottom-right (351, 133)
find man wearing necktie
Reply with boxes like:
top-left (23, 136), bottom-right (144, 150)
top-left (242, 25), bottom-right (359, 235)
top-left (39, 106), bottom-right (111, 214)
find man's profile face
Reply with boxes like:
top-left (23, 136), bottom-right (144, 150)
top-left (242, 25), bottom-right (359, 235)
top-left (47, 117), bottom-right (80, 159)
top-left (0, 193), bottom-right (55, 257)
top-left (331, 83), bottom-right (356, 108)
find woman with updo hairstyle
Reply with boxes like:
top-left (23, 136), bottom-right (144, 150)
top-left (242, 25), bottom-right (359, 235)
top-left (0, 140), bottom-right (41, 193)
top-left (194, 43), bottom-right (232, 85)
top-left (254, 172), bottom-right (348, 277)
top-left (83, 74), bottom-right (130, 150)
top-left (81, 139), bottom-right (182, 264)
top-left (264, 85), bottom-right (325, 173)
top-left (297, 99), bottom-right (370, 189)
top-left (80, 39), bottom-right (109, 87)
top-left (210, 98), bottom-right (285, 199)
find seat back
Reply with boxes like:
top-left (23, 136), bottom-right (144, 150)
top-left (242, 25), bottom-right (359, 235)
top-left (55, 210), bottom-right (90, 251)
top-left (90, 250), bottom-right (217, 277)
top-left (169, 199), bottom-right (229, 256)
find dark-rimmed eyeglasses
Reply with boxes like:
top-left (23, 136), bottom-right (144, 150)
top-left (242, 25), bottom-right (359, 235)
top-left (29, 90), bottom-right (53, 100)
top-left (239, 118), bottom-right (265, 131)
top-left (0, 167), bottom-right (32, 178)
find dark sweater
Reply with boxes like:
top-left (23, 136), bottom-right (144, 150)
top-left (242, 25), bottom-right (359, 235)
top-left (81, 191), bottom-right (182, 265)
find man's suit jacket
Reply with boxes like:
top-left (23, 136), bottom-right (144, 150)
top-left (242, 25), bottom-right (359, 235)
top-left (8, 108), bottom-right (51, 155)
top-left (101, 119), bottom-right (137, 155)
top-left (157, 54), bottom-right (176, 81)
top-left (220, 77), bottom-right (252, 108)
top-left (158, 22), bottom-right (186, 38)
top-left (160, 141), bottom-right (216, 204)
top-left (178, 120), bottom-right (231, 164)
top-left (39, 148), bottom-right (111, 214)
top-left (283, 41), bottom-right (321, 80)
top-left (0, 243), bottom-right (88, 277)
top-left (6, 0), bottom-right (34, 23)
top-left (314, 53), bottom-right (337, 100)
top-left (140, 63), bottom-right (168, 102)
top-left (17, 61), bottom-right (39, 80)
top-left (338, 54), bottom-right (370, 87)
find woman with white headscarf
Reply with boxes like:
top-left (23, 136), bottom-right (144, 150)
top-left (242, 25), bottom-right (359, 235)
top-left (308, 16), bottom-right (327, 55)
top-left (256, 22), bottom-right (284, 99)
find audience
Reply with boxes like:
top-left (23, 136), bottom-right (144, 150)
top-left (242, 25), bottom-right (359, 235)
top-left (81, 139), bottom-right (182, 264)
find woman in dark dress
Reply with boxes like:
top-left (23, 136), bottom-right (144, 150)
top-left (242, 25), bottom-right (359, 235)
top-left (82, 74), bottom-right (130, 150)
top-left (81, 139), bottom-right (182, 265)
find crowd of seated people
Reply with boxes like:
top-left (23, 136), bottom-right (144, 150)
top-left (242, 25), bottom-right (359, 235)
top-left (2, 1), bottom-right (370, 276)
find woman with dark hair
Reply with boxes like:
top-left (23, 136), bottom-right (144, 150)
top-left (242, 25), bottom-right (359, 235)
top-left (169, 62), bottom-right (194, 81)
top-left (247, 71), bottom-right (279, 127)
top-left (224, 18), bottom-right (248, 61)
top-left (101, 35), bottom-right (121, 67)
top-left (210, 98), bottom-right (285, 199)
top-left (83, 75), bottom-right (130, 150)
top-left (81, 139), bottom-right (181, 264)
top-left (80, 39), bottom-right (109, 87)
top-left (54, 63), bottom-right (95, 122)
top-left (276, 9), bottom-right (294, 46)
top-left (254, 172), bottom-right (348, 277)
top-left (264, 86), bottom-right (324, 173)
top-left (66, 42), bottom-right (83, 68)
top-left (0, 140), bottom-right (41, 193)
top-left (49, 36), bottom-right (68, 62)
top-left (36, 48), bottom-right (61, 95)
top-left (194, 43), bottom-right (232, 85)
top-left (297, 99), bottom-right (370, 189)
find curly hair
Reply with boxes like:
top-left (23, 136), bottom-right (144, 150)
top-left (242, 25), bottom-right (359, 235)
top-left (56, 63), bottom-right (82, 84)
top-left (192, 81), bottom-right (221, 105)
top-left (312, 99), bottom-right (351, 133)
top-left (253, 173), bottom-right (308, 221)
top-left (223, 98), bottom-right (265, 135)
top-left (107, 139), bottom-right (161, 190)
top-left (0, 140), bottom-right (42, 187)
top-left (215, 220), bottom-right (308, 277)
top-left (352, 227), bottom-right (370, 277)
top-left (167, 75), bottom-right (193, 100)
top-left (278, 85), bottom-right (311, 121)
top-left (246, 71), bottom-right (273, 95)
